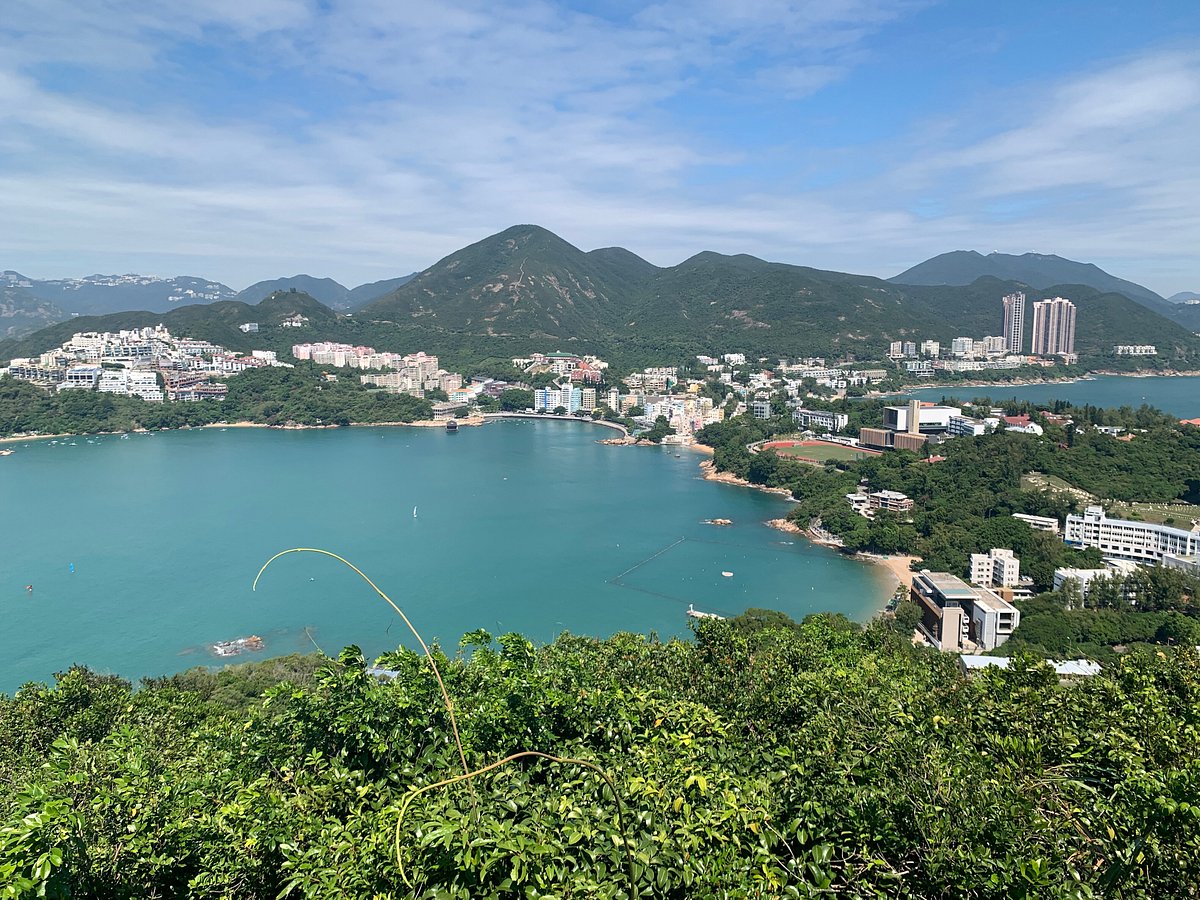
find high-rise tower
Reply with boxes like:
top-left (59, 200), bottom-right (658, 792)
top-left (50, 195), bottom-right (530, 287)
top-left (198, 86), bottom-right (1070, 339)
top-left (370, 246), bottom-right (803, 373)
top-left (1031, 298), bottom-right (1076, 356)
top-left (1002, 291), bottom-right (1025, 353)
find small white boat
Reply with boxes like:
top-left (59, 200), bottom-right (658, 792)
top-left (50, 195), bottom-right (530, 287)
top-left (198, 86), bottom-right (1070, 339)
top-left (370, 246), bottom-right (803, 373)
top-left (687, 604), bottom-right (725, 620)
top-left (721, 571), bottom-right (733, 578)
top-left (412, 506), bottom-right (418, 518)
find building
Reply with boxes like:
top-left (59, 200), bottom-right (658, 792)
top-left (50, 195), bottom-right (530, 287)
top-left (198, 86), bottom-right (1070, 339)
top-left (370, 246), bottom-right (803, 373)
top-left (858, 427), bottom-right (893, 450)
top-left (1012, 513), bottom-right (1060, 534)
top-left (920, 340), bottom-right (940, 358)
top-left (1064, 506), bottom-right (1200, 565)
top-left (1113, 345), bottom-right (1156, 356)
top-left (1002, 291), bottom-right (1026, 353)
top-left (911, 570), bottom-right (1020, 652)
top-left (750, 398), bottom-right (773, 419)
top-left (869, 490), bottom-right (913, 513)
top-left (946, 414), bottom-right (993, 437)
top-left (238, 322), bottom-right (259, 333)
top-left (958, 655), bottom-right (1101, 680)
top-left (792, 407), bottom-right (849, 433)
top-left (970, 548), bottom-right (1021, 588)
top-left (881, 401), bottom-right (960, 434)
top-left (1053, 564), bottom-right (1139, 601)
top-left (533, 383), bottom-right (582, 413)
top-left (60, 365), bottom-right (102, 390)
top-left (888, 340), bottom-right (904, 358)
top-left (1031, 297), bottom-right (1077, 357)
top-left (950, 337), bottom-right (974, 357)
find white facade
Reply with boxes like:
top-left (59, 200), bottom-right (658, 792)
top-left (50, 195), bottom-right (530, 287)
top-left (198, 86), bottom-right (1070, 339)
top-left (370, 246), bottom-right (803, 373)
top-left (1002, 292), bottom-right (1025, 353)
top-left (969, 548), bottom-right (1020, 588)
top-left (1064, 506), bottom-right (1200, 564)
top-left (1032, 298), bottom-right (1077, 356)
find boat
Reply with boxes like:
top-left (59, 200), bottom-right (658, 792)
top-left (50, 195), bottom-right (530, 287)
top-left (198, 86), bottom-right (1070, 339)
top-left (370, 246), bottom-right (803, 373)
top-left (445, 419), bottom-right (459, 432)
top-left (687, 603), bottom-right (726, 620)
top-left (721, 571), bottom-right (734, 578)
top-left (210, 635), bottom-right (264, 657)
top-left (413, 506), bottom-right (418, 518)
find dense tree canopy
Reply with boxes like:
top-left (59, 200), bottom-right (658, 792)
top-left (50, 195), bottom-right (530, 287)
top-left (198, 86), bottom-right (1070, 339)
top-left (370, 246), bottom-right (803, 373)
top-left (3, 617), bottom-right (1200, 898)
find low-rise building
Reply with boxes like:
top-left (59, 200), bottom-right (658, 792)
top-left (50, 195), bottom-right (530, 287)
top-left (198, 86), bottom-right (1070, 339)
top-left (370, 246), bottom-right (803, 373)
top-left (1013, 512), bottom-right (1060, 534)
top-left (791, 407), bottom-right (848, 433)
top-left (958, 655), bottom-right (1101, 680)
top-left (969, 548), bottom-right (1021, 588)
top-left (911, 570), bottom-right (1020, 652)
top-left (1064, 506), bottom-right (1200, 565)
top-left (869, 490), bottom-right (913, 513)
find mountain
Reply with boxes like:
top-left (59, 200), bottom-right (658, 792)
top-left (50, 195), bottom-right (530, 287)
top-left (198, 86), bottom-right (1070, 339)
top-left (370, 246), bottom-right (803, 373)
top-left (890, 251), bottom-right (1165, 304)
top-left (0, 280), bottom-right (69, 339)
top-left (357, 226), bottom-right (1200, 362)
top-left (7, 227), bottom-right (1200, 366)
top-left (345, 274), bottom-right (418, 310)
top-left (236, 276), bottom-right (351, 309)
top-left (2, 271), bottom-right (238, 316)
top-left (1167, 292), bottom-right (1200, 304)
top-left (360, 225), bottom-right (656, 337)
top-left (0, 291), bottom-right (339, 362)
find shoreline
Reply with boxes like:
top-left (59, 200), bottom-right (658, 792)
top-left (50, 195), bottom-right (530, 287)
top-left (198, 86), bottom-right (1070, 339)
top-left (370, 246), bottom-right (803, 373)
top-left (884, 368), bottom-right (1200, 396)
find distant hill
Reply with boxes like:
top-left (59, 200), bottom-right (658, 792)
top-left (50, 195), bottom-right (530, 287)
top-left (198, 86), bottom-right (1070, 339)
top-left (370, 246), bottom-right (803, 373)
top-left (2, 271), bottom-right (238, 316)
top-left (0, 291), bottom-right (339, 361)
top-left (1167, 291), bottom-right (1200, 303)
top-left (360, 225), bottom-right (654, 337)
top-left (345, 274), bottom-right (418, 310)
top-left (0, 281), bottom-right (69, 339)
top-left (236, 276), bottom-right (351, 309)
top-left (358, 226), bottom-right (1200, 363)
top-left (890, 251), bottom-right (1165, 304)
top-left (7, 229), bottom-right (1200, 367)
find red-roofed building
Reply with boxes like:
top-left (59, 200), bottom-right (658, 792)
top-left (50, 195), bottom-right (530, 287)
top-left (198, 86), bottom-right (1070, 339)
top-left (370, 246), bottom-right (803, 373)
top-left (1181, 417), bottom-right (1200, 427)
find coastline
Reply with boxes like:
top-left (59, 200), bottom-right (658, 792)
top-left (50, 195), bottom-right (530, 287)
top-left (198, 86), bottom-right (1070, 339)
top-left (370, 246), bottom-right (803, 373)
top-left (698, 459), bottom-right (794, 498)
top-left (884, 368), bottom-right (1200, 396)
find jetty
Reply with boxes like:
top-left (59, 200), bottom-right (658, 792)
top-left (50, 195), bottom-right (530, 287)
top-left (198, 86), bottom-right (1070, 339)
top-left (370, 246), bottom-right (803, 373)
top-left (687, 604), bottom-right (726, 621)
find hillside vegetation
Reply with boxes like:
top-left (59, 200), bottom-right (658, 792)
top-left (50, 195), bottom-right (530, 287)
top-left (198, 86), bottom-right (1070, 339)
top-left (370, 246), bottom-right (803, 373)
top-left (6, 229), bottom-right (1200, 368)
top-left (3, 616), bottom-right (1199, 898)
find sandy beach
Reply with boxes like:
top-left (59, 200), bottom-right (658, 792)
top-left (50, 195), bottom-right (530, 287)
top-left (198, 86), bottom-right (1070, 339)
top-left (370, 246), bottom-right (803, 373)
top-left (857, 553), bottom-right (921, 591)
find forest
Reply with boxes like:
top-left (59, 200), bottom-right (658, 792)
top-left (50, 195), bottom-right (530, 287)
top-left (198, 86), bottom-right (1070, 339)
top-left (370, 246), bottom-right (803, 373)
top-left (3, 612), bottom-right (1200, 898)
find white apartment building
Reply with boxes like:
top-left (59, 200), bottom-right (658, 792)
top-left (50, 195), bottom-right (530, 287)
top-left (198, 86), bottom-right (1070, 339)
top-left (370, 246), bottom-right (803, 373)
top-left (920, 340), bottom-right (940, 358)
top-left (1012, 513), bottom-right (1060, 534)
top-left (1113, 345), bottom-right (1157, 356)
top-left (792, 407), bottom-right (849, 433)
top-left (951, 337), bottom-right (974, 357)
top-left (1064, 506), bottom-right (1200, 564)
top-left (1032, 298), bottom-right (1077, 356)
top-left (1002, 291), bottom-right (1025, 353)
top-left (969, 548), bottom-right (1021, 588)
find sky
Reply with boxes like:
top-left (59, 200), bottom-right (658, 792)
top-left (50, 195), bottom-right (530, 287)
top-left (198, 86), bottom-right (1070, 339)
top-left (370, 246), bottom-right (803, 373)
top-left (2, 0), bottom-right (1198, 295)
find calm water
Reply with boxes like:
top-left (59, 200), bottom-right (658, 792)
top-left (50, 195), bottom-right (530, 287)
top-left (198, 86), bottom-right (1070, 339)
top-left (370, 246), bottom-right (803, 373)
top-left (0, 422), bottom-right (890, 692)
top-left (906, 374), bottom-right (1200, 417)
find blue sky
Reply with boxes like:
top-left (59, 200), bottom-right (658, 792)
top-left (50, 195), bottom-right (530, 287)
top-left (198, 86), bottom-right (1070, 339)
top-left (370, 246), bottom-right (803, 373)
top-left (2, 0), bottom-right (1198, 295)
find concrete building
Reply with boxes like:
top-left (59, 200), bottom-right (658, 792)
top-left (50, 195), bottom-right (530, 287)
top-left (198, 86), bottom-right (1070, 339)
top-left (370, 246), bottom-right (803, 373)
top-left (1053, 564), bottom-right (1139, 601)
top-left (882, 402), bottom-right (960, 434)
top-left (750, 398), bottom-right (773, 419)
top-left (1032, 297), bottom-right (1077, 357)
top-left (869, 490), bottom-right (913, 513)
top-left (1012, 513), bottom-right (1060, 534)
top-left (1064, 506), bottom-right (1200, 565)
top-left (946, 414), bottom-right (992, 437)
top-left (959, 655), bottom-right (1100, 680)
top-left (1002, 291), bottom-right (1026, 353)
top-left (951, 337), bottom-right (974, 357)
top-left (1114, 345), bottom-right (1156, 356)
top-left (791, 407), bottom-right (848, 433)
top-left (60, 365), bottom-right (102, 390)
top-left (920, 340), bottom-right (940, 358)
top-left (970, 548), bottom-right (1021, 588)
top-left (911, 570), bottom-right (1020, 652)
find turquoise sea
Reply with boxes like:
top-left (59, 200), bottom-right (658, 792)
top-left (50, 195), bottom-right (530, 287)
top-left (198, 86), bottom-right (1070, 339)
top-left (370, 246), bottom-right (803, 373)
top-left (0, 421), bottom-right (890, 693)
top-left (905, 374), bottom-right (1200, 418)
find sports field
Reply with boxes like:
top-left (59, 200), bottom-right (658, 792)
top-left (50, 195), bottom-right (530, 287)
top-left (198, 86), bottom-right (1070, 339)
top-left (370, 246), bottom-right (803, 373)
top-left (765, 440), bottom-right (876, 463)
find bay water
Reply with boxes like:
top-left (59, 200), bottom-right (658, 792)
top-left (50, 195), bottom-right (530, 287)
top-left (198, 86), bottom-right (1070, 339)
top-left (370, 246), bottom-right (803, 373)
top-left (905, 374), bottom-right (1200, 418)
top-left (0, 421), bottom-right (890, 692)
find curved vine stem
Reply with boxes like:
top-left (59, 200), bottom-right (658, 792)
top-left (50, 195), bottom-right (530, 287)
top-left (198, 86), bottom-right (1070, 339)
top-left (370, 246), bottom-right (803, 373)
top-left (253, 549), bottom-right (636, 897)
top-left (252, 548), bottom-right (472, 788)
top-left (394, 750), bottom-right (637, 898)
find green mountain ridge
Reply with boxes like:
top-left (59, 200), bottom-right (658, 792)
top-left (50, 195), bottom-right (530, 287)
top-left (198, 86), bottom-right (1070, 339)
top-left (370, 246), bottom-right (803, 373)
top-left (5, 227), bottom-right (1199, 367)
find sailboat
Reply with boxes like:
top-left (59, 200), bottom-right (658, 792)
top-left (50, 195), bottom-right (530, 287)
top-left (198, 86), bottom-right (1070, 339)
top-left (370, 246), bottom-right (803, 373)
top-left (413, 506), bottom-right (418, 519)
